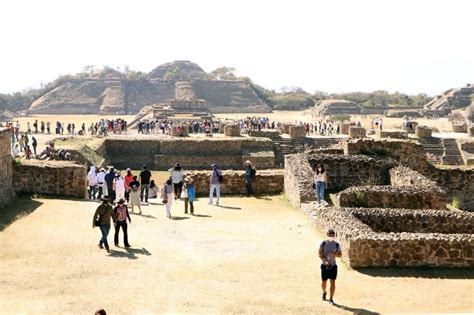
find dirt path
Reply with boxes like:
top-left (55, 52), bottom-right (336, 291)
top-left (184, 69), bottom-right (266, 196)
top-left (0, 196), bottom-right (472, 314)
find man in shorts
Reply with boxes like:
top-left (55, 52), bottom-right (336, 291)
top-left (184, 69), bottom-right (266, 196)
top-left (319, 228), bottom-right (342, 305)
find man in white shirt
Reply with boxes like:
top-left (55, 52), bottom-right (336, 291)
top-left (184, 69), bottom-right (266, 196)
top-left (96, 168), bottom-right (106, 200)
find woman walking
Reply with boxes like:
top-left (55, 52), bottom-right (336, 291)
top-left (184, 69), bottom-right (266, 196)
top-left (183, 176), bottom-right (196, 215)
top-left (113, 171), bottom-right (126, 202)
top-left (161, 179), bottom-right (174, 218)
top-left (129, 176), bottom-right (142, 214)
top-left (92, 196), bottom-right (115, 252)
top-left (113, 199), bottom-right (131, 248)
top-left (169, 163), bottom-right (184, 199)
top-left (314, 164), bottom-right (329, 208)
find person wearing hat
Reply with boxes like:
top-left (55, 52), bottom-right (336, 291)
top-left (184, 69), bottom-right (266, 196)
top-left (319, 228), bottom-right (342, 305)
top-left (87, 166), bottom-right (98, 200)
top-left (113, 171), bottom-right (126, 202)
top-left (113, 198), bottom-right (131, 248)
top-left (124, 168), bottom-right (134, 203)
top-left (209, 163), bottom-right (222, 205)
top-left (92, 196), bottom-right (116, 252)
top-left (244, 160), bottom-right (256, 197)
top-left (96, 168), bottom-right (106, 200)
top-left (182, 176), bottom-right (196, 215)
top-left (128, 175), bottom-right (142, 214)
top-left (139, 165), bottom-right (152, 203)
top-left (169, 163), bottom-right (184, 200)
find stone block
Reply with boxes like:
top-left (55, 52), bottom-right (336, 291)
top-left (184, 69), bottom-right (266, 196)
top-left (349, 127), bottom-right (366, 139)
top-left (452, 123), bottom-right (468, 133)
top-left (469, 126), bottom-right (474, 137)
top-left (416, 125), bottom-right (432, 138)
top-left (341, 122), bottom-right (355, 135)
top-left (224, 124), bottom-right (241, 137)
top-left (378, 130), bottom-right (408, 139)
top-left (288, 125), bottom-right (305, 138)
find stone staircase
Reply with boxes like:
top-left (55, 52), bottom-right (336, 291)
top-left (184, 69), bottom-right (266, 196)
top-left (419, 138), bottom-right (444, 165)
top-left (273, 137), bottom-right (341, 167)
top-left (442, 138), bottom-right (464, 165)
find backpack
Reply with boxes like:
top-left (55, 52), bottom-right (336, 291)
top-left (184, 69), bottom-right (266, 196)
top-left (215, 169), bottom-right (224, 183)
top-left (250, 168), bottom-right (256, 178)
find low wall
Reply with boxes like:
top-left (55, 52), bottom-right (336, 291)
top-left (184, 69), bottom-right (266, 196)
top-left (349, 127), bottom-right (366, 139)
top-left (337, 185), bottom-right (447, 209)
top-left (284, 154), bottom-right (315, 207)
top-left (0, 128), bottom-right (14, 207)
top-left (186, 169), bottom-right (284, 196)
top-left (378, 130), bottom-right (408, 139)
top-left (300, 204), bottom-right (474, 267)
top-left (248, 130), bottom-right (281, 139)
top-left (12, 160), bottom-right (87, 198)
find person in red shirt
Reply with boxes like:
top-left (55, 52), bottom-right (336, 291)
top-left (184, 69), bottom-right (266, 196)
top-left (124, 168), bottom-right (134, 203)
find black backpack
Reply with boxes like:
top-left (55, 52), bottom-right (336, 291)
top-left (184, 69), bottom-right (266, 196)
top-left (215, 169), bottom-right (224, 183)
top-left (250, 168), bottom-right (256, 178)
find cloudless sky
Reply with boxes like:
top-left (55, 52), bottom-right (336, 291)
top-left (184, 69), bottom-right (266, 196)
top-left (0, 0), bottom-right (473, 95)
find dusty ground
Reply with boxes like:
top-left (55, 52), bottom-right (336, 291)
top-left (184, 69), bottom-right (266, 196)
top-left (0, 195), bottom-right (472, 314)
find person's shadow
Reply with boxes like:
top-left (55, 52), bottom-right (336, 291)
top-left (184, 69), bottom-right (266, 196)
top-left (215, 205), bottom-right (242, 210)
top-left (108, 247), bottom-right (152, 260)
top-left (170, 216), bottom-right (190, 221)
top-left (192, 214), bottom-right (212, 218)
top-left (332, 302), bottom-right (379, 314)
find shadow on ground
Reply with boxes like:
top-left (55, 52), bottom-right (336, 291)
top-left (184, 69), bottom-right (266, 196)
top-left (216, 205), bottom-right (242, 210)
top-left (0, 195), bottom-right (43, 232)
top-left (109, 247), bottom-right (152, 260)
top-left (356, 267), bottom-right (474, 279)
top-left (332, 302), bottom-right (380, 315)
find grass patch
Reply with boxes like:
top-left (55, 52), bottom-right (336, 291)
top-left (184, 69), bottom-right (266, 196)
top-left (331, 114), bottom-right (351, 121)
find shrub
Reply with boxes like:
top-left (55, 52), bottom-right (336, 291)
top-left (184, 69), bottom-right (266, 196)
top-left (451, 197), bottom-right (464, 210)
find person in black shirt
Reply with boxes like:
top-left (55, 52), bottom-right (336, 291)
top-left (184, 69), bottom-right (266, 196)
top-left (104, 167), bottom-right (116, 203)
top-left (139, 165), bottom-right (152, 203)
top-left (129, 176), bottom-right (142, 214)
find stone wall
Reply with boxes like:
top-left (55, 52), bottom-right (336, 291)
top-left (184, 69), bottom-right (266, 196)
top-left (100, 137), bottom-right (275, 170)
top-left (349, 126), bottom-right (366, 139)
top-left (183, 169), bottom-right (284, 196)
top-left (248, 130), bottom-right (281, 139)
top-left (378, 130), bottom-right (408, 139)
top-left (345, 139), bottom-right (474, 210)
top-left (284, 154), bottom-right (315, 207)
top-left (0, 128), bottom-right (14, 207)
top-left (416, 125), bottom-right (432, 138)
top-left (289, 125), bottom-right (305, 138)
top-left (12, 160), bottom-right (87, 198)
top-left (452, 122), bottom-right (468, 133)
top-left (224, 124), bottom-right (241, 137)
top-left (337, 185), bottom-right (447, 209)
top-left (469, 126), bottom-right (474, 137)
top-left (300, 204), bottom-right (473, 267)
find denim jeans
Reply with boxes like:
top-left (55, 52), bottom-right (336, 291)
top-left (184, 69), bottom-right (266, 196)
top-left (245, 178), bottom-right (254, 196)
top-left (99, 224), bottom-right (111, 248)
top-left (141, 184), bottom-right (150, 202)
top-left (114, 221), bottom-right (129, 246)
top-left (209, 184), bottom-right (220, 204)
top-left (88, 185), bottom-right (96, 200)
top-left (315, 181), bottom-right (325, 205)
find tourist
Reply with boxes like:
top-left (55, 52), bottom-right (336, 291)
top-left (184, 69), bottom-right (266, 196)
top-left (96, 168), bottom-right (106, 200)
top-left (244, 160), bottom-right (256, 197)
top-left (124, 168), bottom-right (134, 203)
top-left (148, 180), bottom-right (159, 199)
top-left (169, 163), bottom-right (184, 199)
top-left (182, 176), bottom-right (196, 215)
top-left (139, 165), bottom-right (152, 203)
top-left (314, 164), bottom-right (329, 207)
top-left (113, 198), bottom-right (131, 248)
top-left (31, 137), bottom-right (37, 157)
top-left (11, 143), bottom-right (20, 157)
top-left (104, 167), bottom-right (116, 203)
top-left (87, 166), bottom-right (98, 200)
top-left (128, 175), bottom-right (142, 214)
top-left (113, 171), bottom-right (126, 202)
top-left (161, 179), bottom-right (174, 218)
top-left (319, 228), bottom-right (342, 305)
top-left (209, 163), bottom-right (222, 205)
top-left (94, 309), bottom-right (107, 315)
top-left (24, 145), bottom-right (32, 159)
top-left (33, 120), bottom-right (38, 134)
top-left (92, 196), bottom-right (115, 252)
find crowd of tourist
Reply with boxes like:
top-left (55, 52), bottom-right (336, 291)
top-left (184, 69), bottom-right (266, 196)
top-left (137, 119), bottom-right (221, 136)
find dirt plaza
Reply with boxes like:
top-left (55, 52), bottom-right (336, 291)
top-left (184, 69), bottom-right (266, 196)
top-left (0, 195), bottom-right (472, 314)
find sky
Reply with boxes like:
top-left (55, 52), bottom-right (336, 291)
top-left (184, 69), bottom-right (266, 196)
top-left (0, 0), bottom-right (473, 96)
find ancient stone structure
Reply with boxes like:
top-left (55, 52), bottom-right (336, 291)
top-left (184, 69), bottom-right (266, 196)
top-left (98, 137), bottom-right (275, 170)
top-left (452, 122), bottom-right (468, 133)
top-left (288, 125), bottom-right (305, 138)
top-left (403, 121), bottom-right (418, 134)
top-left (186, 170), bottom-right (284, 196)
top-left (281, 123), bottom-right (290, 134)
top-left (337, 185), bottom-right (447, 209)
top-left (0, 128), bottom-right (14, 207)
top-left (12, 160), bottom-right (87, 198)
top-left (378, 130), bottom-right (408, 139)
top-left (468, 126), bottom-right (474, 137)
top-left (248, 130), bottom-right (281, 140)
top-left (349, 126), bottom-right (366, 139)
top-left (301, 204), bottom-right (473, 267)
top-left (28, 61), bottom-right (272, 114)
top-left (224, 124), bottom-right (241, 137)
top-left (340, 122), bottom-right (355, 135)
top-left (312, 99), bottom-right (362, 115)
top-left (170, 125), bottom-right (189, 137)
top-left (423, 83), bottom-right (474, 116)
top-left (416, 125), bottom-right (432, 138)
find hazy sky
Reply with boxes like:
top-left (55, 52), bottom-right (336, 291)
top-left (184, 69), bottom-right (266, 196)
top-left (0, 0), bottom-right (473, 95)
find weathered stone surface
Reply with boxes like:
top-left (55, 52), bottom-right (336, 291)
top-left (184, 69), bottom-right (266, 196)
top-left (349, 126), bottom-right (366, 139)
top-left (12, 160), bottom-right (87, 198)
top-left (378, 130), bottom-right (408, 139)
top-left (312, 99), bottom-right (362, 115)
top-left (248, 130), bottom-right (281, 139)
top-left (0, 128), bottom-right (14, 207)
top-left (469, 126), bottom-right (474, 137)
top-left (288, 125), bottom-right (305, 138)
top-left (452, 122), bottom-right (468, 133)
top-left (416, 125), bottom-right (432, 138)
top-left (224, 124), bottom-right (241, 137)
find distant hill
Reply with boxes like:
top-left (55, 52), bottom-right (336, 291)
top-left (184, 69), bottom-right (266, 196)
top-left (27, 61), bottom-right (271, 114)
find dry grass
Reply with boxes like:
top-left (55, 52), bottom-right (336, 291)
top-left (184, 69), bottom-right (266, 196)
top-left (0, 195), bottom-right (473, 314)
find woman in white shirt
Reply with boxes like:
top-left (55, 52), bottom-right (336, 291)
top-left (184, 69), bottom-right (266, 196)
top-left (169, 163), bottom-right (184, 200)
top-left (314, 164), bottom-right (329, 208)
top-left (113, 171), bottom-right (126, 202)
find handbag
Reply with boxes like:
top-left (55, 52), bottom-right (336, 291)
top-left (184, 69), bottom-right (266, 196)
top-left (94, 206), bottom-right (108, 227)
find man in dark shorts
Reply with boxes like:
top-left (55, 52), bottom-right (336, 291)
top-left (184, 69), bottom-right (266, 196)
top-left (319, 228), bottom-right (342, 305)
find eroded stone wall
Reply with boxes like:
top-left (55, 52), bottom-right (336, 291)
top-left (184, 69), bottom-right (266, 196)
top-left (0, 128), bottom-right (13, 207)
top-left (12, 160), bottom-right (87, 198)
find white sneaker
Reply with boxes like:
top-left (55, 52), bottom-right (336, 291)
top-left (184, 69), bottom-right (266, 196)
top-left (316, 203), bottom-right (321, 208)
top-left (323, 200), bottom-right (329, 206)
top-left (208, 201), bottom-right (212, 205)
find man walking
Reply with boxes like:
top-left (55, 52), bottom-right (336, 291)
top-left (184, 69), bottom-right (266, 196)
top-left (209, 163), bottom-right (222, 205)
top-left (319, 229), bottom-right (342, 305)
top-left (139, 165), bottom-right (152, 203)
top-left (244, 160), bottom-right (256, 197)
top-left (96, 168), bottom-right (106, 200)
top-left (104, 167), bottom-right (116, 203)
top-left (92, 196), bottom-right (115, 252)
